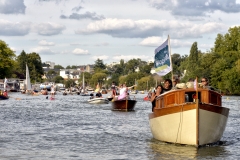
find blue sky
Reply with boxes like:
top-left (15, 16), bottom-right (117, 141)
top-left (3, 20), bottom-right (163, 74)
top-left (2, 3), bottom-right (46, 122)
top-left (1, 0), bottom-right (240, 67)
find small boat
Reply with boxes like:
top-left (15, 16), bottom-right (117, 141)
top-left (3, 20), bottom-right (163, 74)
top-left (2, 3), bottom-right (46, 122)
top-left (87, 97), bottom-right (109, 104)
top-left (111, 99), bottom-right (137, 111)
top-left (149, 88), bottom-right (230, 147)
top-left (107, 97), bottom-right (113, 101)
top-left (143, 96), bottom-right (149, 101)
top-left (0, 95), bottom-right (9, 100)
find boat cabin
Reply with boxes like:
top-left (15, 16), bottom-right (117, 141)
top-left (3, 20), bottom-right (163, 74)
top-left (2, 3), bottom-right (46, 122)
top-left (155, 88), bottom-right (222, 109)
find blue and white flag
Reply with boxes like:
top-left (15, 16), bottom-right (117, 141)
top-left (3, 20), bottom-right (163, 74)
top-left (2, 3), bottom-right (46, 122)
top-left (154, 38), bottom-right (172, 76)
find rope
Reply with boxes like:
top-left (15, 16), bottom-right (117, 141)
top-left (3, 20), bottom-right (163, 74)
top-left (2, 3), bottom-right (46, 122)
top-left (175, 104), bottom-right (184, 144)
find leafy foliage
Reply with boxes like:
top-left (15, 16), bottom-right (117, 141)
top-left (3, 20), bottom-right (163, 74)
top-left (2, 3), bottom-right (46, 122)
top-left (0, 40), bottom-right (16, 78)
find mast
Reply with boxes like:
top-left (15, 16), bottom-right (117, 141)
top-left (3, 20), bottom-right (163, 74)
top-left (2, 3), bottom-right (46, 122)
top-left (82, 72), bottom-right (85, 92)
top-left (168, 35), bottom-right (174, 80)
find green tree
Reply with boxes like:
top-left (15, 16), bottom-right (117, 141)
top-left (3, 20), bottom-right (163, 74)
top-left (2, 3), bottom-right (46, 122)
top-left (54, 64), bottom-right (65, 69)
top-left (0, 40), bottom-right (16, 78)
top-left (125, 59), bottom-right (140, 74)
top-left (79, 72), bottom-right (92, 86)
top-left (94, 59), bottom-right (106, 72)
top-left (136, 76), bottom-right (155, 91)
top-left (54, 75), bottom-right (64, 83)
top-left (27, 52), bottom-right (44, 82)
top-left (64, 79), bottom-right (75, 88)
top-left (90, 72), bottom-right (107, 87)
top-left (16, 50), bottom-right (27, 75)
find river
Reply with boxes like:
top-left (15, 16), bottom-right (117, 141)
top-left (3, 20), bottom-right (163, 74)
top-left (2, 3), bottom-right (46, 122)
top-left (0, 92), bottom-right (239, 159)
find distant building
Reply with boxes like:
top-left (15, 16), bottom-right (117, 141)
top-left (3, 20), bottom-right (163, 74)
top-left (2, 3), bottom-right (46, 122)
top-left (77, 64), bottom-right (94, 73)
top-left (59, 69), bottom-right (81, 80)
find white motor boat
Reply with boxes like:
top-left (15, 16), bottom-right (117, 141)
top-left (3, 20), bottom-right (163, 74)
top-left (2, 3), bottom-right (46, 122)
top-left (87, 97), bottom-right (109, 104)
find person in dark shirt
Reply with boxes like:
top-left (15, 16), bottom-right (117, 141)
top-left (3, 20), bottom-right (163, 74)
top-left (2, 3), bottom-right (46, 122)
top-left (162, 79), bottom-right (172, 93)
top-left (151, 85), bottom-right (163, 112)
top-left (95, 91), bottom-right (102, 98)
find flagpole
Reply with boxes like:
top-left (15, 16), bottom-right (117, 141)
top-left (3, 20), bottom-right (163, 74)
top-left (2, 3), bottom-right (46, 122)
top-left (168, 35), bottom-right (174, 80)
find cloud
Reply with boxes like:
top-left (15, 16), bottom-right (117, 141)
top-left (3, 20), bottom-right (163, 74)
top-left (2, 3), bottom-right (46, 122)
top-left (140, 36), bottom-right (214, 52)
top-left (33, 22), bottom-right (66, 36)
top-left (73, 48), bottom-right (89, 55)
top-left (72, 5), bottom-right (83, 12)
top-left (112, 54), bottom-right (152, 62)
top-left (76, 18), bottom-right (226, 39)
top-left (0, 19), bottom-right (31, 36)
top-left (0, 0), bottom-right (26, 14)
top-left (30, 46), bottom-right (56, 55)
top-left (140, 36), bottom-right (192, 48)
top-left (94, 42), bottom-right (109, 46)
top-left (148, 0), bottom-right (240, 17)
top-left (92, 55), bottom-right (109, 60)
top-left (38, 40), bottom-right (55, 46)
top-left (60, 12), bottom-right (105, 20)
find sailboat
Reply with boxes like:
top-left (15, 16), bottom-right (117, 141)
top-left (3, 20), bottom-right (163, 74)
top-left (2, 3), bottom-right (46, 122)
top-left (81, 72), bottom-right (89, 96)
top-left (25, 64), bottom-right (32, 94)
top-left (0, 78), bottom-right (9, 100)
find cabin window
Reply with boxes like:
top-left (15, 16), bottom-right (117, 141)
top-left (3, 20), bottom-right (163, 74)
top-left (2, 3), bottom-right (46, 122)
top-left (185, 92), bottom-right (201, 103)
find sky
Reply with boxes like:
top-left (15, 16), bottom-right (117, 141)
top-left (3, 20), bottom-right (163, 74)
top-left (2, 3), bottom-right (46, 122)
top-left (1, 0), bottom-right (240, 67)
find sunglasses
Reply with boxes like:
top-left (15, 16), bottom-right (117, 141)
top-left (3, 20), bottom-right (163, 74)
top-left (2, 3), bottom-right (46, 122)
top-left (201, 80), bottom-right (206, 82)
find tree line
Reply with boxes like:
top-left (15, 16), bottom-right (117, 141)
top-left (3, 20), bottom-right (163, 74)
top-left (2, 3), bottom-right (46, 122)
top-left (1, 26), bottom-right (240, 94)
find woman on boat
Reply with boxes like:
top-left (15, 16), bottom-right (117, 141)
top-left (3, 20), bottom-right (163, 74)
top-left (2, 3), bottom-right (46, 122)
top-left (50, 85), bottom-right (55, 98)
top-left (162, 79), bottom-right (172, 93)
top-left (118, 84), bottom-right (128, 100)
top-left (201, 77), bottom-right (214, 90)
top-left (151, 85), bottom-right (163, 112)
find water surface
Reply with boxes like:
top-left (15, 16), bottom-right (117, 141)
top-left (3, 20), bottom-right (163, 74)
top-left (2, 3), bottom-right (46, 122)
top-left (0, 93), bottom-right (239, 159)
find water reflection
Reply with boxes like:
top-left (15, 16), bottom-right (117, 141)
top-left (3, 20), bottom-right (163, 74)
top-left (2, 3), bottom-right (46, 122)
top-left (147, 139), bottom-right (229, 159)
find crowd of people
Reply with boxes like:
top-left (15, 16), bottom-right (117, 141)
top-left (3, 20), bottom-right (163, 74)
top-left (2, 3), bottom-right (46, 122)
top-left (149, 77), bottom-right (213, 112)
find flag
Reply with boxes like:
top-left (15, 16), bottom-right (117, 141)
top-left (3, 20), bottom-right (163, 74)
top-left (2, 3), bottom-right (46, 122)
top-left (154, 38), bottom-right (172, 76)
top-left (194, 78), bottom-right (197, 91)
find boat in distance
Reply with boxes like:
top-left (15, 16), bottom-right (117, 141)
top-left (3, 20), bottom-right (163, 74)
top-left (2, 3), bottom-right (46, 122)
top-left (0, 95), bottom-right (9, 100)
top-left (87, 97), bottom-right (109, 104)
top-left (149, 88), bottom-right (229, 147)
top-left (111, 99), bottom-right (137, 111)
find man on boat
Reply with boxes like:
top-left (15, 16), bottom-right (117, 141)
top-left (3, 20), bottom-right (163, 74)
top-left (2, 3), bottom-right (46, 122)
top-left (95, 91), bottom-right (102, 98)
top-left (111, 81), bottom-right (117, 98)
top-left (90, 91), bottom-right (94, 99)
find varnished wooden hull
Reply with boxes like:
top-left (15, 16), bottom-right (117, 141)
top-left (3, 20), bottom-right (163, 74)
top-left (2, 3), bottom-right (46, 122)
top-left (149, 88), bottom-right (229, 147)
top-left (112, 99), bottom-right (137, 111)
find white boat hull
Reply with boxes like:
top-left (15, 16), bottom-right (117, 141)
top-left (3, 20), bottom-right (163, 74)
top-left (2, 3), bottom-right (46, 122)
top-left (88, 98), bottom-right (109, 104)
top-left (149, 104), bottom-right (229, 146)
